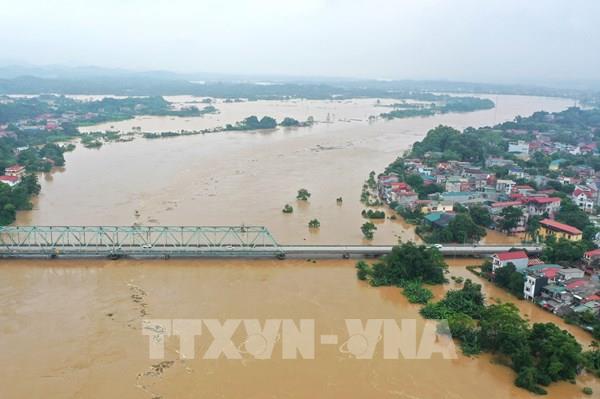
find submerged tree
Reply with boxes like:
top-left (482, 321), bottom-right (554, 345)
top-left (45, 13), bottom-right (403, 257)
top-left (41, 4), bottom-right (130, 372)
top-left (297, 188), bottom-right (311, 201)
top-left (308, 219), bottom-right (320, 228)
top-left (361, 222), bottom-right (377, 239)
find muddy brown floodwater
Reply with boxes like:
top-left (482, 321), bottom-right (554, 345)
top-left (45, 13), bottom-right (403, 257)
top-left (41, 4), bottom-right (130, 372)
top-left (0, 259), bottom-right (598, 399)
top-left (4, 95), bottom-right (596, 398)
top-left (18, 95), bottom-right (569, 244)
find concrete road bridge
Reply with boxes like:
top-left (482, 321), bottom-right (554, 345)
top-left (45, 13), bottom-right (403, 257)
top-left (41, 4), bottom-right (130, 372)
top-left (0, 226), bottom-right (543, 259)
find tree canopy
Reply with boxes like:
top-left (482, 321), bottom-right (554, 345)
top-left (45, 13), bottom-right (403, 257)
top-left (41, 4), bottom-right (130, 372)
top-left (356, 242), bottom-right (447, 286)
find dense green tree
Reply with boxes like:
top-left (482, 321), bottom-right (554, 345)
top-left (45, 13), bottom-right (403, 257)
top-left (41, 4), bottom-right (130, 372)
top-left (556, 198), bottom-right (592, 231)
top-left (493, 262), bottom-right (525, 297)
top-left (308, 219), bottom-right (320, 228)
top-left (296, 188), bottom-right (311, 201)
top-left (361, 222), bottom-right (377, 240)
top-left (479, 303), bottom-right (530, 356)
top-left (582, 348), bottom-right (600, 377)
top-left (527, 323), bottom-right (581, 384)
top-left (542, 235), bottom-right (588, 263)
top-left (447, 312), bottom-right (480, 354)
top-left (0, 174), bottom-right (42, 225)
top-left (420, 280), bottom-right (485, 320)
top-left (427, 214), bottom-right (486, 243)
top-left (468, 205), bottom-right (492, 227)
top-left (39, 143), bottom-right (66, 166)
top-left (355, 260), bottom-right (370, 281)
top-left (360, 242), bottom-right (448, 286)
top-left (525, 215), bottom-right (542, 242)
top-left (280, 117), bottom-right (300, 127)
top-left (494, 262), bottom-right (517, 287)
top-left (499, 206), bottom-right (523, 233)
top-left (401, 280), bottom-right (434, 304)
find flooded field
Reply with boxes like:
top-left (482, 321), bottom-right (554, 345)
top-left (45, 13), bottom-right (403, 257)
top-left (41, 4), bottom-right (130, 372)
top-left (0, 258), bottom-right (597, 399)
top-left (18, 95), bottom-right (570, 245)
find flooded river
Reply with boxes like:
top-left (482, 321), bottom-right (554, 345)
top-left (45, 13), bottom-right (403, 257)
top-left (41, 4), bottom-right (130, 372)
top-left (17, 95), bottom-right (570, 244)
top-left (4, 95), bottom-right (596, 398)
top-left (0, 258), bottom-right (597, 399)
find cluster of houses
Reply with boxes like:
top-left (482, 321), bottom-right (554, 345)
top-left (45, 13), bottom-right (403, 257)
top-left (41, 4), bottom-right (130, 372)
top-left (505, 126), bottom-right (598, 157)
top-left (377, 155), bottom-right (599, 238)
top-left (0, 95), bottom-right (100, 138)
top-left (491, 249), bottom-right (600, 319)
top-left (9, 111), bottom-right (83, 135)
top-left (0, 164), bottom-right (25, 187)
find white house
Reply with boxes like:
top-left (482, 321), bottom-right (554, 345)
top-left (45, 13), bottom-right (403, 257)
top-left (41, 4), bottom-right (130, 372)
top-left (572, 186), bottom-right (596, 214)
top-left (526, 197), bottom-right (561, 218)
top-left (491, 251), bottom-right (529, 272)
top-left (496, 179), bottom-right (516, 195)
top-left (524, 274), bottom-right (549, 301)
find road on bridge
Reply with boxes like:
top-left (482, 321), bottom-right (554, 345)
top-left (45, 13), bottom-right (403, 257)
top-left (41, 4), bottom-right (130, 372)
top-left (0, 225), bottom-right (542, 259)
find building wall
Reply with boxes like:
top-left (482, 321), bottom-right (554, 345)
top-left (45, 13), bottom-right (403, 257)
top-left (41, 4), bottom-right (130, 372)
top-left (538, 227), bottom-right (582, 242)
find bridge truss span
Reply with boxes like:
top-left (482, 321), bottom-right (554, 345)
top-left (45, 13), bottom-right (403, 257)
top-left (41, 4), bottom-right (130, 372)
top-left (0, 225), bottom-right (282, 257)
top-left (0, 225), bottom-right (543, 259)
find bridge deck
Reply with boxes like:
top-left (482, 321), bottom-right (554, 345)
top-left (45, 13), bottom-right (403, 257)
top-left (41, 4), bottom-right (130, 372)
top-left (0, 226), bottom-right (542, 259)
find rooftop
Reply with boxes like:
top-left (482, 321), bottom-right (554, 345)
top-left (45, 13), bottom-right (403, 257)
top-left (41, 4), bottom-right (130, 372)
top-left (540, 218), bottom-right (582, 235)
top-left (526, 197), bottom-right (561, 204)
top-left (585, 248), bottom-right (600, 257)
top-left (491, 201), bottom-right (522, 208)
top-left (0, 175), bottom-right (19, 183)
top-left (494, 250), bottom-right (528, 261)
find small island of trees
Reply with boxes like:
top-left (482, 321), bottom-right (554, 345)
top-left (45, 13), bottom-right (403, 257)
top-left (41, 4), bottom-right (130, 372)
top-left (224, 115), bottom-right (314, 131)
top-left (308, 219), bottom-right (320, 228)
top-left (296, 188), bottom-right (311, 201)
top-left (360, 221), bottom-right (377, 239)
top-left (361, 209), bottom-right (385, 219)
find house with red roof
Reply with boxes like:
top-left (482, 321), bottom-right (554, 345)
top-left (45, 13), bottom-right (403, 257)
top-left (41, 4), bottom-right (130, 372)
top-left (584, 248), bottom-right (600, 264)
top-left (579, 143), bottom-right (597, 154)
top-left (571, 185), bottom-right (596, 213)
top-left (0, 175), bottom-right (20, 187)
top-left (564, 278), bottom-right (588, 291)
top-left (390, 182), bottom-right (412, 192)
top-left (538, 218), bottom-right (582, 241)
top-left (525, 197), bottom-right (561, 218)
top-left (4, 164), bottom-right (25, 177)
top-left (582, 294), bottom-right (600, 304)
top-left (491, 250), bottom-right (529, 272)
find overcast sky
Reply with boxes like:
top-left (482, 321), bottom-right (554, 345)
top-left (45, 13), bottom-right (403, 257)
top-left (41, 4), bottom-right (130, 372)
top-left (1, 0), bottom-right (599, 83)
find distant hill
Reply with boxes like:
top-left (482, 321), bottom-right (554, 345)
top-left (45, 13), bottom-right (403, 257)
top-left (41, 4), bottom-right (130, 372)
top-left (0, 64), bottom-right (595, 100)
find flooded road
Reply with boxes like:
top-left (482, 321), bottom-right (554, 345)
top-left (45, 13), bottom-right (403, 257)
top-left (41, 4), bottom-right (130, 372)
top-left (17, 95), bottom-right (570, 245)
top-left (0, 258), bottom-right (597, 399)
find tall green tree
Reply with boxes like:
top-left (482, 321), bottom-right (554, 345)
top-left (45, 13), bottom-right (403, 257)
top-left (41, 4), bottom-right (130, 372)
top-left (499, 206), bottom-right (523, 233)
top-left (361, 242), bottom-right (448, 286)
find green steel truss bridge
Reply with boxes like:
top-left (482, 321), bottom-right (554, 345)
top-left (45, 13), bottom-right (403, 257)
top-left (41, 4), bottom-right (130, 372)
top-left (0, 225), bottom-right (543, 259)
top-left (0, 226), bottom-right (282, 258)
